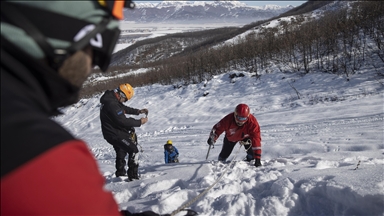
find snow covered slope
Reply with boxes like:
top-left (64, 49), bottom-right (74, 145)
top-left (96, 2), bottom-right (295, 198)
top-left (54, 64), bottom-right (384, 215)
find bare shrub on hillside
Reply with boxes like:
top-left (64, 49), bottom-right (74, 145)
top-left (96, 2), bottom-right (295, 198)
top-left (81, 1), bottom-right (383, 98)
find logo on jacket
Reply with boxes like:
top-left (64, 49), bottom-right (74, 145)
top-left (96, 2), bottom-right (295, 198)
top-left (117, 110), bottom-right (123, 115)
top-left (122, 139), bottom-right (130, 146)
top-left (229, 128), bottom-right (236, 135)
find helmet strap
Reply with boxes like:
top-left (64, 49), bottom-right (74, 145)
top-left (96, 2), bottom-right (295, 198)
top-left (1, 2), bottom-right (112, 71)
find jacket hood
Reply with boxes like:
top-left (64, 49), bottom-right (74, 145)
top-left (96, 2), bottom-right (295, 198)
top-left (100, 90), bottom-right (118, 104)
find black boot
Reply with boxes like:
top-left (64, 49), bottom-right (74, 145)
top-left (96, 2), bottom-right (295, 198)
top-left (127, 165), bottom-right (139, 181)
top-left (115, 170), bottom-right (126, 177)
top-left (132, 165), bottom-right (139, 180)
top-left (127, 168), bottom-right (134, 181)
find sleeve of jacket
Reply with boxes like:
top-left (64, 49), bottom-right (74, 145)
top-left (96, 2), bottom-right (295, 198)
top-left (250, 121), bottom-right (262, 160)
top-left (123, 106), bottom-right (140, 115)
top-left (212, 114), bottom-right (231, 142)
top-left (1, 140), bottom-right (121, 215)
top-left (106, 102), bottom-right (141, 128)
top-left (175, 146), bottom-right (179, 155)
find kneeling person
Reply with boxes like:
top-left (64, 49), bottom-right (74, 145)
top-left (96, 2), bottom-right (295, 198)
top-left (164, 140), bottom-right (179, 163)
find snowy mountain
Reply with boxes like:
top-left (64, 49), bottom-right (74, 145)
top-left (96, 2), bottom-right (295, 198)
top-left (123, 1), bottom-right (294, 23)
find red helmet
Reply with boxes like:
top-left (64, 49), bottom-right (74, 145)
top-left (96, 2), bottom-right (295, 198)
top-left (234, 104), bottom-right (250, 124)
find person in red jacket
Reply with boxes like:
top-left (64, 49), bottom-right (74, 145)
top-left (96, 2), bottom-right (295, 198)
top-left (1, 1), bottom-right (162, 215)
top-left (207, 104), bottom-right (262, 167)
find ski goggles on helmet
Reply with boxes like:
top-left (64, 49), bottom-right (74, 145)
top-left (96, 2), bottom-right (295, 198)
top-left (235, 114), bottom-right (248, 122)
top-left (2, 1), bottom-right (135, 72)
top-left (119, 90), bottom-right (128, 100)
top-left (115, 88), bottom-right (128, 101)
top-left (71, 0), bottom-right (135, 71)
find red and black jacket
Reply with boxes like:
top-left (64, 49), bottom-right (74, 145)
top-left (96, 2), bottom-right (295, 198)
top-left (211, 112), bottom-right (262, 159)
top-left (1, 36), bottom-right (122, 215)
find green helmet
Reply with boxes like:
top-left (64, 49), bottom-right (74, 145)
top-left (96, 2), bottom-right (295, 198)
top-left (1, 0), bottom-right (135, 71)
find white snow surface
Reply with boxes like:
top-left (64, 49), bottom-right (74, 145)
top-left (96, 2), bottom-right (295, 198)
top-left (54, 66), bottom-right (384, 215)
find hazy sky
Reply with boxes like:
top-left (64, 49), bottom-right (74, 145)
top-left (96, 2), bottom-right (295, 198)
top-left (136, 1), bottom-right (307, 7)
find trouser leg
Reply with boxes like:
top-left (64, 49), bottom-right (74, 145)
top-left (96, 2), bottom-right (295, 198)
top-left (113, 146), bottom-right (127, 176)
top-left (218, 136), bottom-right (236, 162)
top-left (127, 134), bottom-right (139, 180)
top-left (128, 152), bottom-right (139, 179)
top-left (108, 132), bottom-right (139, 179)
top-left (243, 144), bottom-right (254, 161)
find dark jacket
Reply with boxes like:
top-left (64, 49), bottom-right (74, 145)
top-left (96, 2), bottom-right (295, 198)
top-left (100, 90), bottom-right (142, 142)
top-left (1, 37), bottom-right (121, 214)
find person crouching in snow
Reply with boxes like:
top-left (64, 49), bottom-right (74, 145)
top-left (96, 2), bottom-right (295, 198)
top-left (207, 104), bottom-right (262, 167)
top-left (164, 140), bottom-right (179, 163)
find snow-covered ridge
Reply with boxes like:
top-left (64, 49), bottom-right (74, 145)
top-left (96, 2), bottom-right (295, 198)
top-left (135, 1), bottom-right (249, 9)
top-left (128, 1), bottom-right (294, 23)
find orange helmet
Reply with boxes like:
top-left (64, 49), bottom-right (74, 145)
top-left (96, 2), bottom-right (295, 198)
top-left (119, 83), bottom-right (134, 100)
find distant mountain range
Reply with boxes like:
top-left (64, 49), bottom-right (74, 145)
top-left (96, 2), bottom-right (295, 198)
top-left (123, 1), bottom-right (295, 23)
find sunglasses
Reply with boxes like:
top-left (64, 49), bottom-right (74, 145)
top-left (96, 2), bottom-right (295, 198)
top-left (236, 115), bottom-right (248, 122)
top-left (119, 91), bottom-right (128, 100)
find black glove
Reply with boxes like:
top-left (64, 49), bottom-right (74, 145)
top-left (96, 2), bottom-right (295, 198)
top-left (254, 159), bottom-right (262, 167)
top-left (207, 137), bottom-right (214, 146)
top-left (121, 210), bottom-right (168, 216)
top-left (139, 109), bottom-right (148, 115)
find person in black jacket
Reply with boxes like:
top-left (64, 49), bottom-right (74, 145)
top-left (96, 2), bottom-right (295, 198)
top-left (100, 83), bottom-right (148, 181)
top-left (1, 1), bottom-right (162, 215)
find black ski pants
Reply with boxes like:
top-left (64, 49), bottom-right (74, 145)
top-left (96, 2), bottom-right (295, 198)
top-left (106, 132), bottom-right (139, 176)
top-left (218, 136), bottom-right (253, 161)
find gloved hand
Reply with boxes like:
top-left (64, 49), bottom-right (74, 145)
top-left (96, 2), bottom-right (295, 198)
top-left (240, 138), bottom-right (251, 145)
top-left (139, 109), bottom-right (148, 115)
top-left (207, 137), bottom-right (214, 146)
top-left (254, 159), bottom-right (262, 167)
top-left (140, 117), bottom-right (148, 125)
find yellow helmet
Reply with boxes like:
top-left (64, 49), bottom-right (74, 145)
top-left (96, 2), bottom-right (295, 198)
top-left (119, 83), bottom-right (134, 100)
top-left (166, 140), bottom-right (173, 145)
